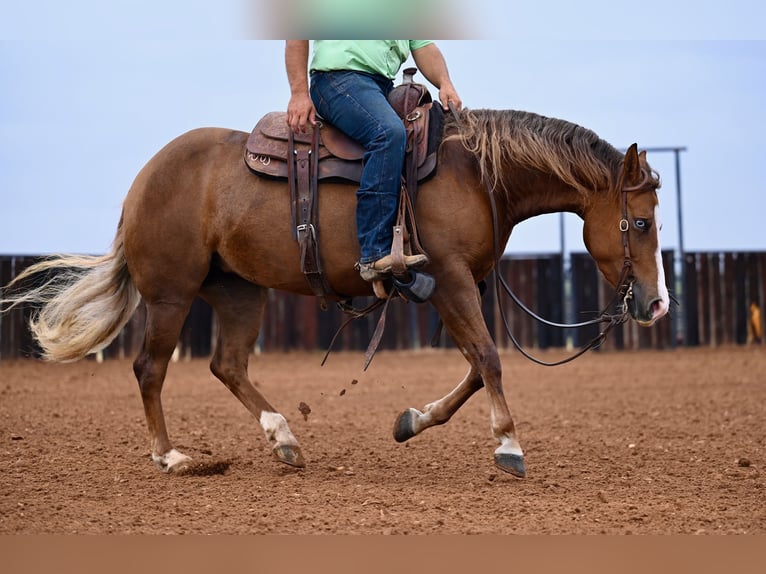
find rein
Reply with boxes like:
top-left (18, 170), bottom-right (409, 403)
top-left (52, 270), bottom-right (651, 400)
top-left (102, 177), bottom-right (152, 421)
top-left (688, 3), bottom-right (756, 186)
top-left (323, 105), bottom-right (650, 369)
top-left (486, 163), bottom-right (646, 367)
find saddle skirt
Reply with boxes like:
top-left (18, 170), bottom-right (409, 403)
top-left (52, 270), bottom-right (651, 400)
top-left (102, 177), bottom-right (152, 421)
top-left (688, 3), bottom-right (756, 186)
top-left (244, 105), bottom-right (443, 184)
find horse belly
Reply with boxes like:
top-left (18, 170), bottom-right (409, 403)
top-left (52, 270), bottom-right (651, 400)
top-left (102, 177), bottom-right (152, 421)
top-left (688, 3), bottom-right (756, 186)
top-left (214, 179), bottom-right (369, 297)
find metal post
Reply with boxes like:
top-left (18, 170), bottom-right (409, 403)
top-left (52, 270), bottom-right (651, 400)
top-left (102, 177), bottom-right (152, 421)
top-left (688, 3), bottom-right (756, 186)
top-left (637, 147), bottom-right (686, 346)
top-left (559, 212), bottom-right (565, 266)
top-left (674, 148), bottom-right (685, 263)
top-left (559, 211), bottom-right (574, 349)
top-left (674, 148), bottom-right (686, 347)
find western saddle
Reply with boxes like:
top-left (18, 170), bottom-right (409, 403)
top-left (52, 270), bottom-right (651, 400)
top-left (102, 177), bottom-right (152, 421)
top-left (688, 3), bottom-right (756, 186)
top-left (244, 68), bottom-right (443, 305)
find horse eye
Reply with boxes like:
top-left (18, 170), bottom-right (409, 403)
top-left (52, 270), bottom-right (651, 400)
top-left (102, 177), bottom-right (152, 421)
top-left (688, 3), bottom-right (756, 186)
top-left (634, 218), bottom-right (649, 231)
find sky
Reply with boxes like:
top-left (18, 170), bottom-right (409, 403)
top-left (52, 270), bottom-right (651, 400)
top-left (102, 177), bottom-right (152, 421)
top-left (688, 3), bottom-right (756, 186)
top-left (1, 1), bottom-right (765, 258)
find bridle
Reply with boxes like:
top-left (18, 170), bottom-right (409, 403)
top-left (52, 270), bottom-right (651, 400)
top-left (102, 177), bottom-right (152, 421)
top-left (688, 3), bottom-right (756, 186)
top-left (487, 163), bottom-right (653, 367)
top-left (614, 165), bottom-right (653, 311)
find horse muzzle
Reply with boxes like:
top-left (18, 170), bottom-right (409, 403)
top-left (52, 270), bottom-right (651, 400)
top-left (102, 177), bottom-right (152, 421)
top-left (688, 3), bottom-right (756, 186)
top-left (627, 282), bottom-right (670, 327)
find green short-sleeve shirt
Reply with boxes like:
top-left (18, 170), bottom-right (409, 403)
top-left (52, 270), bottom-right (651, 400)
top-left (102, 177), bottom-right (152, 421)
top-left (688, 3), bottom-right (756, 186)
top-left (310, 40), bottom-right (433, 79)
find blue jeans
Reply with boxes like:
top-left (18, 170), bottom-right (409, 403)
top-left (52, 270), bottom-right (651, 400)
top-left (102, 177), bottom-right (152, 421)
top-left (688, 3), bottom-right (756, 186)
top-left (310, 71), bottom-right (406, 264)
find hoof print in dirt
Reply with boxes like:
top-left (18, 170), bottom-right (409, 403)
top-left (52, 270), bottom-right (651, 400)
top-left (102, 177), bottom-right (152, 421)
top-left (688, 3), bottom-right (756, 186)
top-left (178, 460), bottom-right (232, 477)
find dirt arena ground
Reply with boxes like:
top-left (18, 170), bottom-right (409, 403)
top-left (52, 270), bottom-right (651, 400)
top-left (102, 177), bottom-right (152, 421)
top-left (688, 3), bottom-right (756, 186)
top-left (1, 346), bottom-right (764, 534)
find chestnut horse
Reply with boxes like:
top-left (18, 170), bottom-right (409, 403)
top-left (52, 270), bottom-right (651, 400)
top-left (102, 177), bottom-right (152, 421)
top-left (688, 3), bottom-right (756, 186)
top-left (1, 109), bottom-right (669, 477)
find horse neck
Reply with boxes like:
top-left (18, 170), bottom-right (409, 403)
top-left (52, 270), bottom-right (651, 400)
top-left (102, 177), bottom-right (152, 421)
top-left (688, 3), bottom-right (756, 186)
top-left (496, 168), bottom-right (589, 228)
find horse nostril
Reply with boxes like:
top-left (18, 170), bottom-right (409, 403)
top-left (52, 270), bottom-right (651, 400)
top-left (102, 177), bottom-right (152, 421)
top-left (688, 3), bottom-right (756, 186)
top-left (648, 297), bottom-right (668, 319)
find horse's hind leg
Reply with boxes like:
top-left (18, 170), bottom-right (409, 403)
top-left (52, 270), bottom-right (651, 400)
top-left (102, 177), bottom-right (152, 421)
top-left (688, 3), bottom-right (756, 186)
top-left (133, 300), bottom-right (195, 472)
top-left (201, 274), bottom-right (305, 468)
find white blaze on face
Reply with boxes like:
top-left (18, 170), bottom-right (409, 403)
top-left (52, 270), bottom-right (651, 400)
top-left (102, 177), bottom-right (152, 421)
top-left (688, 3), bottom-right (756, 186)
top-left (652, 205), bottom-right (670, 320)
top-left (260, 411), bottom-right (299, 447)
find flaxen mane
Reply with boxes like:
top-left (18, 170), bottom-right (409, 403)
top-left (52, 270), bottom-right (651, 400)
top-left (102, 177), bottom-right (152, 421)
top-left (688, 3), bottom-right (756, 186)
top-left (445, 109), bottom-right (626, 198)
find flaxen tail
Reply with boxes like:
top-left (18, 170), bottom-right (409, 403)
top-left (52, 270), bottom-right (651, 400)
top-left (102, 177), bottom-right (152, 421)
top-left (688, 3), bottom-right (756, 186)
top-left (0, 220), bottom-right (140, 362)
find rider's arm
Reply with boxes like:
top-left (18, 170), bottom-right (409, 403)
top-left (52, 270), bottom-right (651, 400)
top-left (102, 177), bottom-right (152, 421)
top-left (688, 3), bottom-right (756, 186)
top-left (285, 40), bottom-right (317, 133)
top-left (411, 43), bottom-right (463, 111)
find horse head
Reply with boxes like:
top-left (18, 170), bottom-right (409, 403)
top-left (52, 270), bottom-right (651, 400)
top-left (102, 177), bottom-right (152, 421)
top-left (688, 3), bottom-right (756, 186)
top-left (583, 144), bottom-right (670, 326)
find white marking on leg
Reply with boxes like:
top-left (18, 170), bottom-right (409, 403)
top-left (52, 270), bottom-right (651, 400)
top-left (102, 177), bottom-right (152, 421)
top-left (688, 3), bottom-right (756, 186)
top-left (494, 436), bottom-right (524, 457)
top-left (408, 408), bottom-right (427, 435)
top-left (152, 448), bottom-right (192, 472)
top-left (260, 411), bottom-right (299, 447)
top-left (490, 411), bottom-right (523, 456)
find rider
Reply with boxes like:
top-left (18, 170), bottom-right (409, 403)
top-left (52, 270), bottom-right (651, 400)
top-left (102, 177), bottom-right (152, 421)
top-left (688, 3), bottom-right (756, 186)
top-left (285, 40), bottom-right (463, 282)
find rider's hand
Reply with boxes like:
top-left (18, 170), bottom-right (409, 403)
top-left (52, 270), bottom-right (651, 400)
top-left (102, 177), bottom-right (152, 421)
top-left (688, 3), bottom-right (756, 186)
top-left (287, 93), bottom-right (317, 133)
top-left (439, 82), bottom-right (462, 112)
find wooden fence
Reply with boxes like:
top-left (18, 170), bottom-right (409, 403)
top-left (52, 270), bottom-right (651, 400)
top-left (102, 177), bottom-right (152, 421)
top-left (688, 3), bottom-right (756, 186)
top-left (1, 252), bottom-right (764, 360)
top-left (681, 252), bottom-right (766, 346)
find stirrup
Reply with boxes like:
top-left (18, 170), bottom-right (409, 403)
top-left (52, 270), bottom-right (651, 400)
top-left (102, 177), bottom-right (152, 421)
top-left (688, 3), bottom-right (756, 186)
top-left (356, 253), bottom-right (429, 282)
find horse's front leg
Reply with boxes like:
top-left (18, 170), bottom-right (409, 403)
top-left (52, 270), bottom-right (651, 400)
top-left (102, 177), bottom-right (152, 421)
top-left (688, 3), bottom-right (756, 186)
top-left (393, 365), bottom-right (483, 441)
top-left (397, 274), bottom-right (526, 477)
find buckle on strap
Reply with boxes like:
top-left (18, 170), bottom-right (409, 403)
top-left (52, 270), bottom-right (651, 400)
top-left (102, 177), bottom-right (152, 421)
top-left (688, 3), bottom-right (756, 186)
top-left (296, 223), bottom-right (315, 241)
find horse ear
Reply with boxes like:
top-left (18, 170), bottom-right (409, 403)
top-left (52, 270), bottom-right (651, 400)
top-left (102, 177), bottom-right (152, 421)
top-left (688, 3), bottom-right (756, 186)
top-left (639, 150), bottom-right (647, 163)
top-left (623, 143), bottom-right (642, 185)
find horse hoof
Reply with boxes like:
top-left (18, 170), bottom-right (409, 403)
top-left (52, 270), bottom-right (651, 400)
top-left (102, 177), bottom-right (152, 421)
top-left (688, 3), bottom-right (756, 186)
top-left (393, 408), bottom-right (420, 443)
top-left (152, 448), bottom-right (192, 473)
top-left (494, 453), bottom-right (527, 478)
top-left (273, 444), bottom-right (306, 468)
